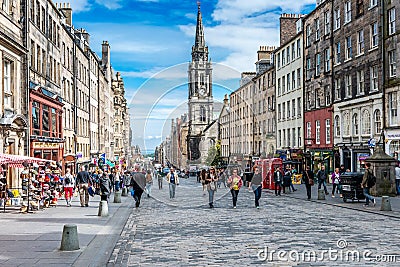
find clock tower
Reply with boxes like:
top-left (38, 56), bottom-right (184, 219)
top-left (187, 2), bottom-right (213, 161)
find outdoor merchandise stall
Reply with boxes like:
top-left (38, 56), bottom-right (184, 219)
top-left (0, 153), bottom-right (59, 212)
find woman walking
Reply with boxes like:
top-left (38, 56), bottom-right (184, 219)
top-left (206, 167), bottom-right (218, 208)
top-left (302, 166), bottom-right (314, 200)
top-left (145, 170), bottom-right (153, 197)
top-left (227, 169), bottom-right (243, 209)
top-left (248, 166), bottom-right (262, 209)
top-left (63, 168), bottom-right (75, 207)
top-left (331, 168), bottom-right (342, 198)
top-left (99, 171), bottom-right (112, 202)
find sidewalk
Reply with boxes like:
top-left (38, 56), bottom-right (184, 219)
top-left (269, 183), bottom-right (400, 219)
top-left (0, 192), bottom-right (133, 267)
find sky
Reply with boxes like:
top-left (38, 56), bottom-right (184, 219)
top-left (69, 0), bottom-right (316, 153)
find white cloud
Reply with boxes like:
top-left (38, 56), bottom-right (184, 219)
top-left (69, 0), bottom-right (91, 12)
top-left (94, 0), bottom-right (123, 9)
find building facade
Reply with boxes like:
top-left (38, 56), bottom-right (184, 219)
top-left (275, 16), bottom-right (305, 166)
top-left (0, 0), bottom-right (28, 187)
top-left (332, 0), bottom-right (383, 172)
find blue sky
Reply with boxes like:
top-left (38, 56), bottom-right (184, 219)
top-left (70, 0), bottom-right (316, 153)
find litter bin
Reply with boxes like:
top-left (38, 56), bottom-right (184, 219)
top-left (340, 172), bottom-right (365, 203)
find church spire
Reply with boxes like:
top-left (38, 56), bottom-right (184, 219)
top-left (195, 1), bottom-right (205, 48)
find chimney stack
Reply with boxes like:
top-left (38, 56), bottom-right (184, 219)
top-left (58, 3), bottom-right (72, 26)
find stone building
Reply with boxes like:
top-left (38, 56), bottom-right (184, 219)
top-left (331, 0), bottom-right (382, 172)
top-left (303, 0), bottom-right (335, 172)
top-left (229, 72), bottom-right (256, 168)
top-left (275, 15), bottom-right (305, 167)
top-left (112, 72), bottom-right (127, 165)
top-left (0, 0), bottom-right (28, 187)
top-left (219, 95), bottom-right (230, 164)
top-left (252, 46), bottom-right (276, 158)
top-left (28, 0), bottom-right (64, 165)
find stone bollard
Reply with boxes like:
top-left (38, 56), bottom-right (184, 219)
top-left (98, 200), bottom-right (109, 217)
top-left (317, 189), bottom-right (326, 200)
top-left (60, 224), bottom-right (79, 251)
top-left (121, 187), bottom-right (128, 197)
top-left (113, 191), bottom-right (122, 203)
top-left (380, 196), bottom-right (392, 211)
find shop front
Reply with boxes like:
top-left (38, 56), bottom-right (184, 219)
top-left (29, 82), bottom-right (64, 164)
top-left (339, 143), bottom-right (372, 173)
top-left (309, 150), bottom-right (334, 174)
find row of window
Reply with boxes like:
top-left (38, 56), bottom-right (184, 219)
top-left (334, 109), bottom-right (382, 137)
top-left (277, 127), bottom-right (303, 148)
top-left (277, 68), bottom-right (302, 95)
top-left (30, 41), bottom-right (61, 84)
top-left (277, 98), bottom-right (302, 120)
top-left (276, 38), bottom-right (302, 69)
top-left (31, 101), bottom-right (62, 138)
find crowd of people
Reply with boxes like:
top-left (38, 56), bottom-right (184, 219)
top-left (57, 160), bottom-right (400, 209)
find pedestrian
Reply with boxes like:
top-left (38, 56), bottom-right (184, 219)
top-left (114, 170), bottom-right (120, 191)
top-left (283, 167), bottom-right (292, 193)
top-left (248, 166), bottom-right (262, 209)
top-left (361, 162), bottom-right (376, 207)
top-left (63, 168), bottom-right (75, 207)
top-left (206, 167), bottom-right (218, 208)
top-left (217, 168), bottom-right (227, 188)
top-left (339, 164), bottom-right (346, 175)
top-left (130, 168), bottom-right (146, 207)
top-left (99, 171), bottom-right (112, 202)
top-left (227, 169), bottom-right (242, 208)
top-left (166, 167), bottom-right (179, 199)
top-left (109, 170), bottom-right (115, 192)
top-left (273, 167), bottom-right (283, 196)
top-left (157, 168), bottom-right (163, 189)
top-left (331, 168), bottom-right (342, 198)
top-left (200, 169), bottom-right (207, 196)
top-left (145, 170), bottom-right (153, 198)
top-left (395, 162), bottom-right (400, 195)
top-left (302, 165), bottom-right (314, 200)
top-left (316, 165), bottom-right (329, 195)
top-left (76, 165), bottom-right (91, 207)
top-left (290, 166), bottom-right (297, 192)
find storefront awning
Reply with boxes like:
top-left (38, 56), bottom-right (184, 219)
top-left (0, 153), bottom-right (55, 168)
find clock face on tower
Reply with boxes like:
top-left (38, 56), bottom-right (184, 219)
top-left (199, 87), bottom-right (206, 96)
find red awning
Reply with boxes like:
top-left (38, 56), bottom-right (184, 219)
top-left (0, 153), bottom-right (55, 168)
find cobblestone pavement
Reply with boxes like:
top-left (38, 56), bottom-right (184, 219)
top-left (108, 178), bottom-right (400, 266)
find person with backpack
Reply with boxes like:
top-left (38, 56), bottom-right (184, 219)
top-left (63, 168), bottom-right (75, 207)
top-left (361, 162), bottom-right (376, 207)
top-left (316, 165), bottom-right (329, 195)
top-left (302, 166), bottom-right (314, 200)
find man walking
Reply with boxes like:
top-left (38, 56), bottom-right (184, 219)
top-left (166, 167), bottom-right (179, 199)
top-left (273, 167), bottom-right (283, 196)
top-left (302, 166), bottom-right (314, 200)
top-left (395, 162), bottom-right (400, 195)
top-left (316, 165), bottom-right (329, 195)
top-left (361, 162), bottom-right (376, 207)
top-left (76, 166), bottom-right (91, 207)
top-left (130, 168), bottom-right (146, 207)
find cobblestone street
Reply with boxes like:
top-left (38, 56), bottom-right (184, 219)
top-left (108, 178), bottom-right (400, 266)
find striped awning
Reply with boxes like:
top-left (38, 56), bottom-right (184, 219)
top-left (0, 153), bottom-right (55, 168)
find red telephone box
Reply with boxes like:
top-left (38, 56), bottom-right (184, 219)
top-left (255, 158), bottom-right (283, 189)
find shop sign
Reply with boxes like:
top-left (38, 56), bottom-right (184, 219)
top-left (368, 138), bottom-right (376, 148)
top-left (387, 133), bottom-right (400, 139)
top-left (358, 153), bottom-right (370, 161)
top-left (76, 152), bottom-right (83, 159)
top-left (32, 142), bottom-right (59, 149)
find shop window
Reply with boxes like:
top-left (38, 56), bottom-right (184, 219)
top-left (51, 108), bottom-right (57, 137)
top-left (32, 101), bottom-right (40, 136)
top-left (42, 105), bottom-right (50, 136)
top-left (343, 112), bottom-right (350, 136)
